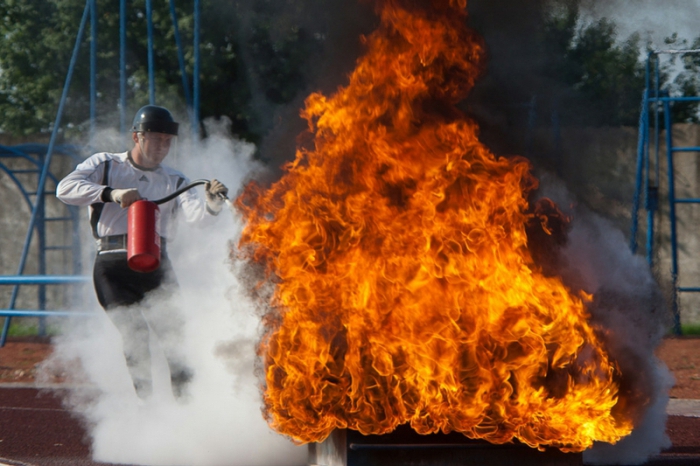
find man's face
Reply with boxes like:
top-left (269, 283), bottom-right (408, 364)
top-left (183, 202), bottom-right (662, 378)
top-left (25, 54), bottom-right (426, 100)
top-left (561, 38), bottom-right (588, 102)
top-left (133, 132), bottom-right (174, 168)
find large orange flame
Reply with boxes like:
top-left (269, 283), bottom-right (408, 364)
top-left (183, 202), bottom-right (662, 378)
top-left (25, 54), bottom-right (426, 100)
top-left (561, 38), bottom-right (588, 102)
top-left (236, 0), bottom-right (633, 452)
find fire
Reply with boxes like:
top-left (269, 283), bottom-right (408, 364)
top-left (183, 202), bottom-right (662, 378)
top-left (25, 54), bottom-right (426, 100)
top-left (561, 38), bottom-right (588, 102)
top-left (235, 0), bottom-right (633, 452)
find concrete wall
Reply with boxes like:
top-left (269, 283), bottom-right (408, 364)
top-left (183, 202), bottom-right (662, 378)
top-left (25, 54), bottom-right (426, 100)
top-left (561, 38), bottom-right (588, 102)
top-left (0, 136), bottom-right (89, 318)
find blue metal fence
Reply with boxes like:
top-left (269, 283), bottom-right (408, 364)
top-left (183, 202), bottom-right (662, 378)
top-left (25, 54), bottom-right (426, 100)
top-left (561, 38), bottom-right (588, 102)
top-left (631, 49), bottom-right (700, 336)
top-left (0, 0), bottom-right (203, 346)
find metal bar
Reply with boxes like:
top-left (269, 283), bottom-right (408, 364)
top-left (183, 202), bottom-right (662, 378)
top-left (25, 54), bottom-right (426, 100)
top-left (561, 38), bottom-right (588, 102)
top-left (0, 310), bottom-right (95, 318)
top-left (45, 217), bottom-right (74, 222)
top-left (630, 89), bottom-right (648, 254)
top-left (146, 0), bottom-right (155, 104)
top-left (120, 0), bottom-right (127, 140)
top-left (675, 198), bottom-right (700, 203)
top-left (0, 276), bottom-right (91, 285)
top-left (648, 96), bottom-right (700, 103)
top-left (0, 161), bottom-right (33, 206)
top-left (37, 159), bottom-right (47, 336)
top-left (193, 0), bottom-right (200, 139)
top-left (651, 53), bottom-right (660, 260)
top-left (645, 186), bottom-right (658, 267)
top-left (0, 0), bottom-right (91, 348)
top-left (9, 169), bottom-right (40, 174)
top-left (25, 192), bottom-right (60, 196)
top-left (671, 147), bottom-right (700, 152)
top-left (169, 0), bottom-right (192, 110)
top-left (348, 444), bottom-right (523, 451)
top-left (664, 98), bottom-right (682, 336)
top-left (679, 287), bottom-right (700, 292)
top-left (89, 0), bottom-right (97, 146)
top-left (644, 68), bottom-right (655, 266)
top-left (69, 205), bottom-right (82, 276)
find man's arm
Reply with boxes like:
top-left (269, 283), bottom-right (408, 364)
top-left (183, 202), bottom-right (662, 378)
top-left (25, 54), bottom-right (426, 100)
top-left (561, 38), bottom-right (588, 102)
top-left (56, 153), bottom-right (112, 206)
top-left (175, 178), bottom-right (229, 224)
top-left (57, 153), bottom-right (141, 208)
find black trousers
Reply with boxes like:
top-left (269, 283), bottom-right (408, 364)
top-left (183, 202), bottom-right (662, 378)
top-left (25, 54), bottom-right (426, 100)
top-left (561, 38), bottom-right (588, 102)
top-left (93, 251), bottom-right (191, 399)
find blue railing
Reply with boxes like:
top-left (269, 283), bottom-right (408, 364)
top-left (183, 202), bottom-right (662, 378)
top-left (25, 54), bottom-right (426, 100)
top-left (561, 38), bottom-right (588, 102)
top-left (0, 276), bottom-right (94, 346)
top-left (631, 49), bottom-right (700, 335)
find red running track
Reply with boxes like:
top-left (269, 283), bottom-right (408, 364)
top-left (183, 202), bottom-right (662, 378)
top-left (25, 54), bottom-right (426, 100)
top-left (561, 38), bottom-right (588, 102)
top-left (0, 386), bottom-right (699, 466)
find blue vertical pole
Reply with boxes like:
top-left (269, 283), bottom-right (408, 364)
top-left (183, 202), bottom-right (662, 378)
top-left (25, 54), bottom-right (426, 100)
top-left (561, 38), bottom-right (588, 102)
top-left (169, 0), bottom-right (192, 108)
top-left (648, 54), bottom-right (660, 267)
top-left (654, 55), bottom-right (661, 186)
top-left (120, 0), bottom-right (127, 140)
top-left (146, 0), bottom-right (155, 105)
top-left (193, 0), bottom-right (201, 139)
top-left (89, 0), bottom-right (97, 146)
top-left (630, 89), bottom-right (648, 254)
top-left (1, 0), bottom-right (92, 347)
top-left (664, 99), bottom-right (682, 336)
top-left (37, 158), bottom-right (47, 336)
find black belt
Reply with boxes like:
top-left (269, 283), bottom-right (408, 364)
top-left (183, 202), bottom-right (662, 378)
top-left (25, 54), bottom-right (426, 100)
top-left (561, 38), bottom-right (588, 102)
top-left (97, 235), bottom-right (167, 253)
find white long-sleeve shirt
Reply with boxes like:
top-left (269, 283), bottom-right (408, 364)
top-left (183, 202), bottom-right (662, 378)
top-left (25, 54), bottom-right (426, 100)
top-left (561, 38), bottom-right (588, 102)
top-left (57, 151), bottom-right (215, 239)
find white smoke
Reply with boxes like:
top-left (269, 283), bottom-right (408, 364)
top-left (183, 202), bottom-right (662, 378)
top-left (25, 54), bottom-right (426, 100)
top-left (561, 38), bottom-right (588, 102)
top-left (535, 172), bottom-right (674, 465)
top-left (39, 118), bottom-right (307, 466)
top-left (579, 0), bottom-right (700, 50)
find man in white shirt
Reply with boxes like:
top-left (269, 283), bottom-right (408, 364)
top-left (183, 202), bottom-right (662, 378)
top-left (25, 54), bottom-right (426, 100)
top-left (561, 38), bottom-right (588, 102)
top-left (57, 105), bottom-right (228, 399)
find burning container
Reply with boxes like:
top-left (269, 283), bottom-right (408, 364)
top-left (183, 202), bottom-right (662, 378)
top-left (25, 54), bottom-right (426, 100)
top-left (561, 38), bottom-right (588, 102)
top-left (309, 426), bottom-right (583, 466)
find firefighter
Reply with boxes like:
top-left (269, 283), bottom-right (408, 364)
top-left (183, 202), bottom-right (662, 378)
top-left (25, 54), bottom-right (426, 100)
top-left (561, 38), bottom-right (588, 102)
top-left (57, 105), bottom-right (228, 400)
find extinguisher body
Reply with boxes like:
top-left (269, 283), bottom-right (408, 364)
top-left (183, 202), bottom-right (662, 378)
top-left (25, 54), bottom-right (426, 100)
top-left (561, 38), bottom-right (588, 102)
top-left (127, 200), bottom-right (161, 273)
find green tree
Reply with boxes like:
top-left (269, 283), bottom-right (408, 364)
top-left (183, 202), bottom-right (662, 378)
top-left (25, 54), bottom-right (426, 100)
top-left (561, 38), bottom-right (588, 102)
top-left (0, 0), bottom-right (253, 139)
top-left (0, 0), bottom-right (323, 143)
top-left (541, 5), bottom-right (648, 126)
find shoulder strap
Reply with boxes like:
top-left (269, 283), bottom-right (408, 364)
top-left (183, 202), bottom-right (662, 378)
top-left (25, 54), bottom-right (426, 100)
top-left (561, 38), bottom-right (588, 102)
top-left (89, 160), bottom-right (111, 239)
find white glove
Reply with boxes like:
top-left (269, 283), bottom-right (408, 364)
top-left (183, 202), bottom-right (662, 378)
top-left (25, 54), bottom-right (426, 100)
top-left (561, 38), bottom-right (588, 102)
top-left (205, 179), bottom-right (228, 213)
top-left (110, 188), bottom-right (142, 208)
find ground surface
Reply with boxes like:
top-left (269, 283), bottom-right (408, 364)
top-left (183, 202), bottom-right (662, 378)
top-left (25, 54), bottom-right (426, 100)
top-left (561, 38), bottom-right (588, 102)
top-left (0, 336), bottom-right (54, 384)
top-left (0, 335), bottom-right (699, 466)
top-left (655, 336), bottom-right (700, 400)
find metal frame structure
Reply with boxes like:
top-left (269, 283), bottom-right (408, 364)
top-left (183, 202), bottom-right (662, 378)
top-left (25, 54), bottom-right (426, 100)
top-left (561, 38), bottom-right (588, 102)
top-left (631, 49), bottom-right (700, 336)
top-left (0, 0), bottom-right (203, 346)
top-left (0, 144), bottom-right (85, 345)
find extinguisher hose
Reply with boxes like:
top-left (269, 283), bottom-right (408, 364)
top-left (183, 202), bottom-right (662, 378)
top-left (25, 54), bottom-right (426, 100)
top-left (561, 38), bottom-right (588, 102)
top-left (152, 179), bottom-right (211, 205)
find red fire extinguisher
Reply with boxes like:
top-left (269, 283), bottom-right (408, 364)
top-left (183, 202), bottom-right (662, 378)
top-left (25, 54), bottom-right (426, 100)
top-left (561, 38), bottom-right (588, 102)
top-left (127, 200), bottom-right (161, 273)
top-left (126, 179), bottom-right (210, 273)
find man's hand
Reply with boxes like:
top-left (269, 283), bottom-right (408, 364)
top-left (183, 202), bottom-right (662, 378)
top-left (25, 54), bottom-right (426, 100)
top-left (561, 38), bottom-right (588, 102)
top-left (205, 179), bottom-right (229, 213)
top-left (110, 188), bottom-right (142, 208)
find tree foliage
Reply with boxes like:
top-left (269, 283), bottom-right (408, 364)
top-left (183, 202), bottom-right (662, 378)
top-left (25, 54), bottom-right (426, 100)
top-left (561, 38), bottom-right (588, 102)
top-left (0, 0), bottom-right (315, 141)
top-left (541, 4), bottom-right (647, 126)
top-left (540, 1), bottom-right (700, 126)
top-left (2, 0), bottom-right (699, 143)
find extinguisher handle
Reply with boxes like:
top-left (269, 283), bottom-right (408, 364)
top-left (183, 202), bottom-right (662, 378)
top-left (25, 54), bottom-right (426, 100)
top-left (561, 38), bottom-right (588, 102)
top-left (152, 179), bottom-right (210, 205)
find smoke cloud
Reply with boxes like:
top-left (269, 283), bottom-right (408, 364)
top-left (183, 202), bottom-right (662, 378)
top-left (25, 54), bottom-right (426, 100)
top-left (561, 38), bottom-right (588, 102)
top-left (579, 0), bottom-right (700, 49)
top-left (39, 119), bottom-right (307, 466)
top-left (535, 172), bottom-right (674, 464)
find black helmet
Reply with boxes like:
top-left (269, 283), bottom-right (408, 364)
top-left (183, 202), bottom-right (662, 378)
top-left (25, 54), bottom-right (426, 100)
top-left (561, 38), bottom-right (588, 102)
top-left (131, 105), bottom-right (179, 136)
